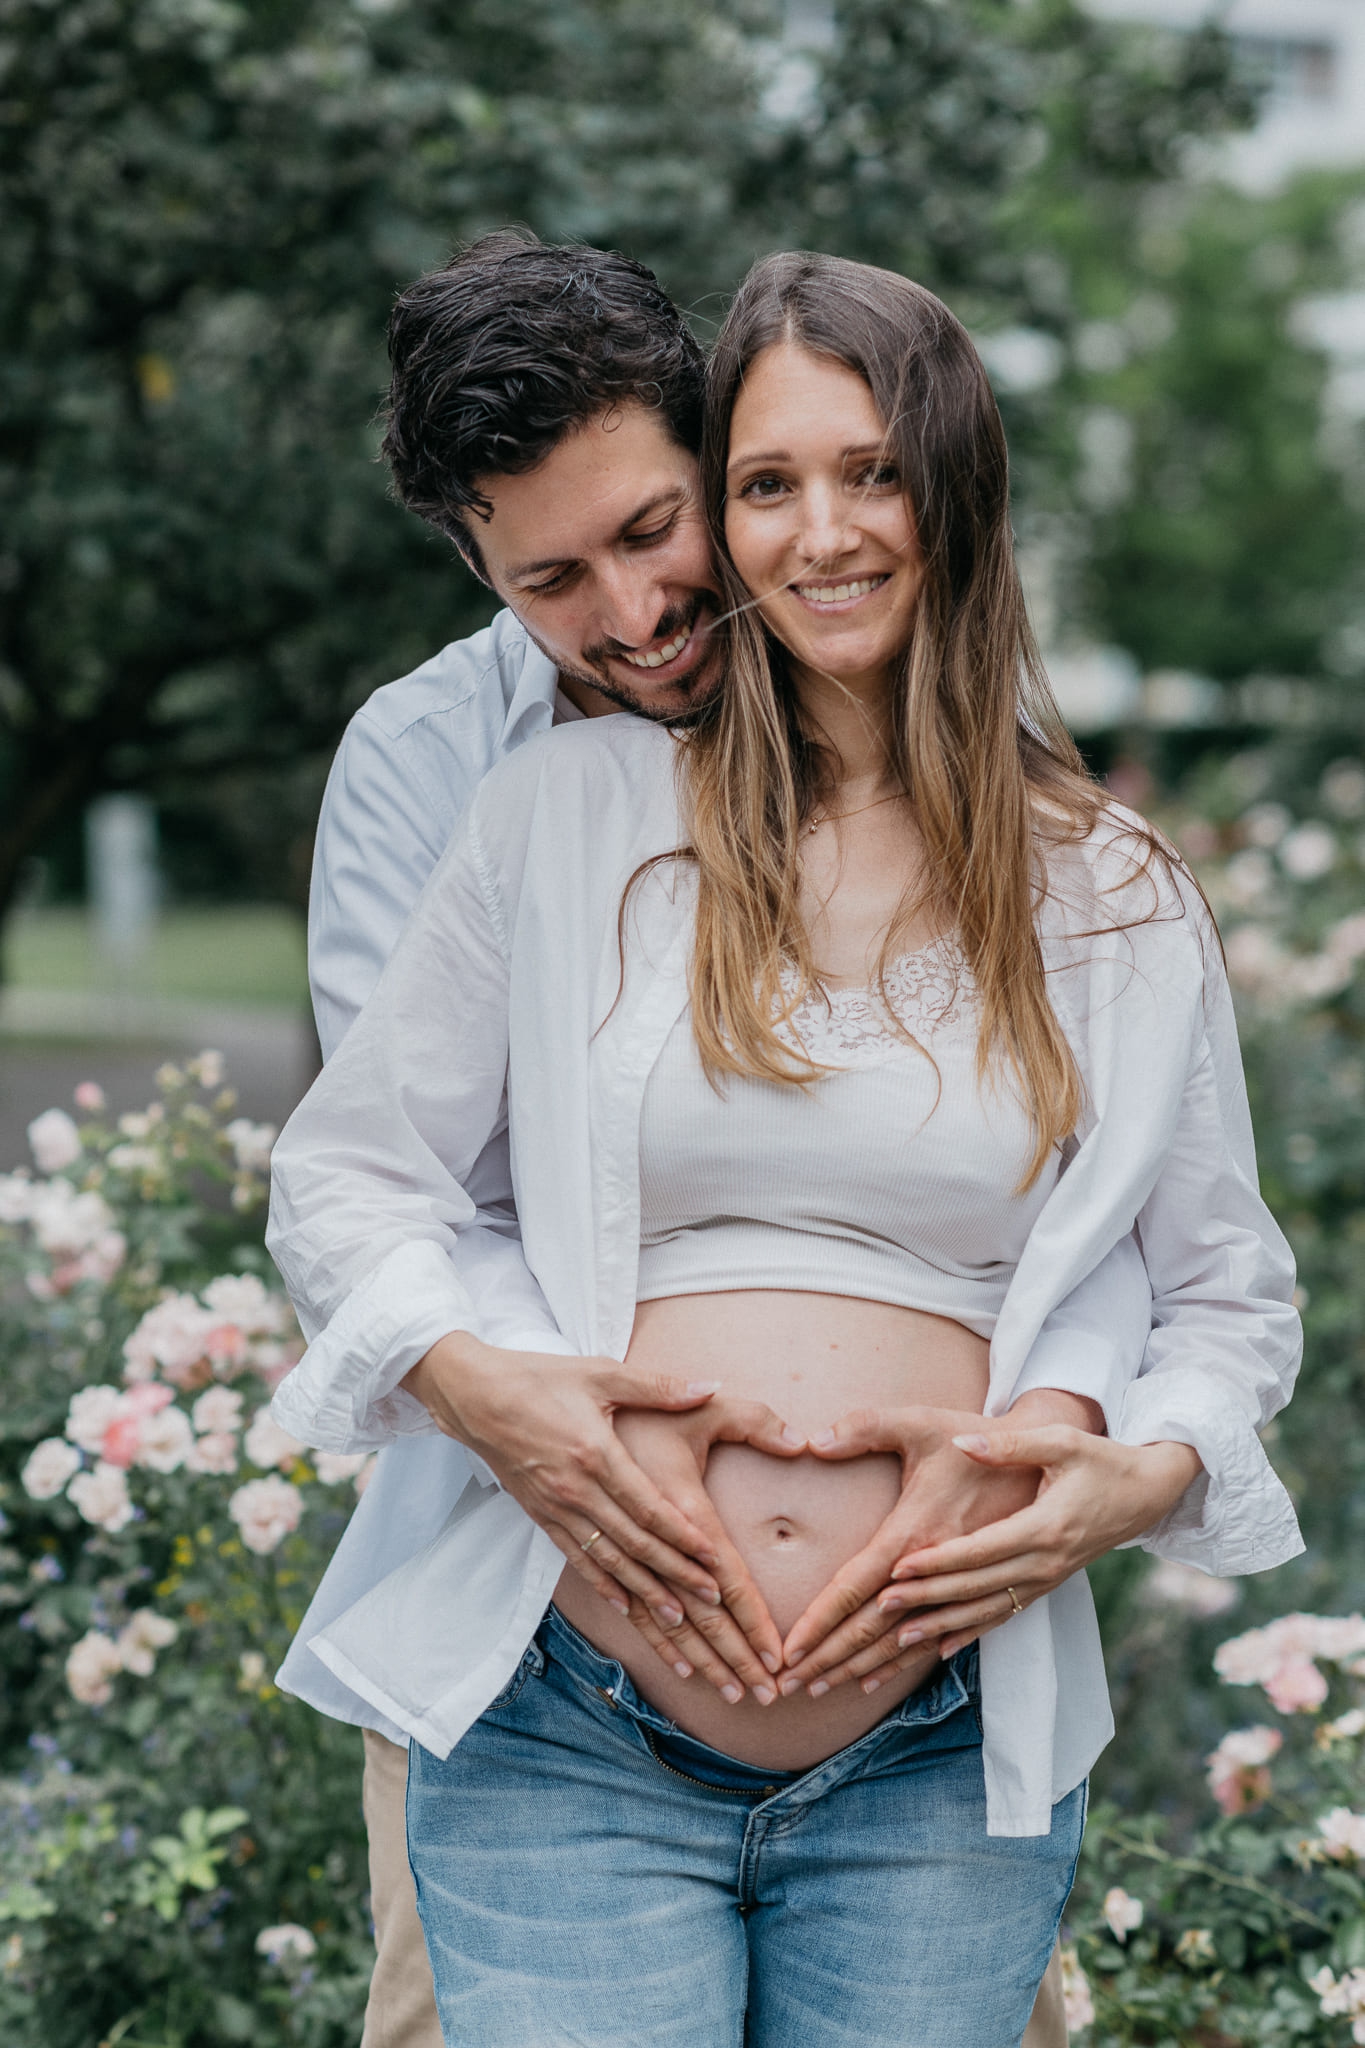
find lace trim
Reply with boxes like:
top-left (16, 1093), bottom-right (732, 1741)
top-left (774, 935), bottom-right (979, 1065)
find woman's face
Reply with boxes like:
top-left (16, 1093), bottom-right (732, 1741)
top-left (723, 342), bottom-right (922, 696)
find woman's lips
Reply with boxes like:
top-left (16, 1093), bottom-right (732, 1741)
top-left (788, 573), bottom-right (892, 615)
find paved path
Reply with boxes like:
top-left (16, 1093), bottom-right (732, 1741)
top-left (0, 989), bottom-right (319, 1174)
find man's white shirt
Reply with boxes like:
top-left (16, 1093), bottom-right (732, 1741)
top-left (279, 608), bottom-right (584, 1739)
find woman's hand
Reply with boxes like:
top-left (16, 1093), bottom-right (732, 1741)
top-left (776, 1404), bottom-right (1042, 1695)
top-left (872, 1425), bottom-right (1204, 1661)
top-left (403, 1332), bottom-right (753, 1629)
top-left (608, 1400), bottom-right (807, 1704)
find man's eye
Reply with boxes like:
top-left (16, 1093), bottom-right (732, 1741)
top-left (527, 569), bottom-right (574, 595)
top-left (628, 520), bottom-right (675, 547)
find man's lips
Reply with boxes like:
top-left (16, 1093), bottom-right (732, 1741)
top-left (614, 612), bottom-right (710, 678)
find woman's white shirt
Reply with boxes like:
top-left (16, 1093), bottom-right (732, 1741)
top-left (267, 715), bottom-right (1302, 1836)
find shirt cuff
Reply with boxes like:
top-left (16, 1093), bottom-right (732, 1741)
top-left (1114, 1373), bottom-right (1304, 1577)
top-left (1003, 1327), bottom-right (1133, 1439)
top-left (272, 1240), bottom-right (478, 1452)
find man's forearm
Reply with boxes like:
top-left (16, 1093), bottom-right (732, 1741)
top-left (1007, 1388), bottom-right (1106, 1436)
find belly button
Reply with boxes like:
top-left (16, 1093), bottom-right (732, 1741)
top-left (773, 1520), bottom-right (795, 1545)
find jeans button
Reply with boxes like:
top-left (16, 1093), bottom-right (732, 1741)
top-left (595, 1686), bottom-right (618, 1711)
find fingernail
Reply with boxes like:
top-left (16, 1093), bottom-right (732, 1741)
top-left (721, 1683), bottom-right (743, 1704)
top-left (891, 1563), bottom-right (915, 1581)
top-left (808, 1679), bottom-right (829, 1699)
top-left (657, 1605), bottom-right (683, 1628)
top-left (698, 1586), bottom-right (722, 1606)
top-left (673, 1660), bottom-right (692, 1678)
top-left (899, 1627), bottom-right (923, 1648)
top-left (779, 1677), bottom-right (801, 1697)
top-left (810, 1429), bottom-right (836, 1450)
top-left (877, 1591), bottom-right (904, 1613)
top-left (760, 1650), bottom-right (781, 1673)
top-left (686, 1380), bottom-right (722, 1396)
top-left (780, 1425), bottom-right (806, 1448)
top-left (861, 1677), bottom-right (881, 1695)
top-left (754, 1686), bottom-right (776, 1706)
top-left (952, 1433), bottom-right (990, 1454)
top-left (609, 1598), bottom-right (630, 1616)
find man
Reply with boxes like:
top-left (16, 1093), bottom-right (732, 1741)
top-left (282, 229), bottom-right (1126, 2046)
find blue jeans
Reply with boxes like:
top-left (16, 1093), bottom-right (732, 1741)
top-left (407, 1606), bottom-right (1084, 2047)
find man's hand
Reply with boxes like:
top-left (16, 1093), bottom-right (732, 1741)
top-left (776, 1403), bottom-right (1045, 1696)
top-left (403, 1331), bottom-right (739, 1628)
top-left (610, 1401), bottom-right (806, 1703)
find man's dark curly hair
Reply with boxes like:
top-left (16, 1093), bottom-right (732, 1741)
top-left (381, 230), bottom-right (705, 578)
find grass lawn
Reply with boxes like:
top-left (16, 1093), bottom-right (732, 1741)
top-left (6, 905), bottom-right (309, 1010)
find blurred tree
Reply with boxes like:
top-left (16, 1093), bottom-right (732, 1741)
top-left (0, 0), bottom-right (1253, 959)
top-left (0, 0), bottom-right (781, 952)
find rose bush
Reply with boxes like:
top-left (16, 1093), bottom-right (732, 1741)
top-left (1064, 1607), bottom-right (1365, 2044)
top-left (0, 1061), bottom-right (375, 2046)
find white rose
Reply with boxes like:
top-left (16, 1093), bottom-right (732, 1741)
top-left (314, 1451), bottom-right (369, 1486)
top-left (1102, 1886), bottom-right (1144, 1943)
top-left (244, 1409), bottom-right (303, 1472)
top-left (30, 1183), bottom-right (116, 1257)
top-left (229, 1475), bottom-right (303, 1555)
top-left (255, 1923), bottom-right (316, 1965)
top-left (27, 1108), bottom-right (82, 1174)
top-left (121, 1293), bottom-right (217, 1384)
top-left (116, 1610), bottom-right (178, 1677)
top-left (134, 1405), bottom-right (194, 1475)
top-left (68, 1461), bottom-right (135, 1534)
top-left (186, 1431), bottom-right (239, 1476)
top-left (65, 1629), bottom-right (125, 1706)
top-left (225, 1119), bottom-right (275, 1173)
top-left (66, 1386), bottom-right (129, 1454)
top-left (21, 1439), bottom-right (82, 1500)
top-left (191, 1386), bottom-right (243, 1435)
top-left (0, 1173), bottom-right (34, 1224)
top-left (201, 1274), bottom-right (284, 1334)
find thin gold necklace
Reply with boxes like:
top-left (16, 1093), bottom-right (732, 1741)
top-left (805, 792), bottom-right (906, 836)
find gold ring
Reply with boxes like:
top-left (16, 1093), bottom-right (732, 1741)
top-left (1006, 1585), bottom-right (1024, 1616)
top-left (581, 1530), bottom-right (605, 1554)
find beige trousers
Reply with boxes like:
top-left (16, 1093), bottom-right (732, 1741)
top-left (360, 1728), bottom-right (1067, 2048)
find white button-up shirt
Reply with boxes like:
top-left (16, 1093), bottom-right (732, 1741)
top-left (269, 709), bottom-right (1302, 1836)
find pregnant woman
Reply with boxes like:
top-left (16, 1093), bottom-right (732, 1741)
top-left (268, 251), bottom-right (1302, 2045)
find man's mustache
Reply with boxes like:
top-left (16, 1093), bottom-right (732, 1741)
top-left (583, 599), bottom-right (707, 671)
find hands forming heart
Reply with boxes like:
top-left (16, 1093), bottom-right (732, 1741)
top-left (602, 1392), bottom-right (1201, 1705)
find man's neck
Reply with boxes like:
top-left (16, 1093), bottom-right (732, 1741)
top-left (556, 671), bottom-right (620, 719)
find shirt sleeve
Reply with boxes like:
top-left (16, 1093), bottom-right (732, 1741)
top-left (273, 809), bottom-right (575, 1453)
top-left (1113, 918), bottom-right (1304, 1575)
top-left (308, 709), bottom-right (470, 1062)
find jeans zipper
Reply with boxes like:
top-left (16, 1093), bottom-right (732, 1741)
top-left (641, 1726), bottom-right (783, 1800)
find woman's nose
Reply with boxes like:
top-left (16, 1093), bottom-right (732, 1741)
top-left (796, 491), bottom-right (858, 570)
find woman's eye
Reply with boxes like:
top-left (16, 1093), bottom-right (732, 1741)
top-left (859, 463), bottom-right (900, 489)
top-left (741, 475), bottom-right (788, 501)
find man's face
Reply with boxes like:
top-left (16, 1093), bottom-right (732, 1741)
top-left (470, 403), bottom-right (723, 722)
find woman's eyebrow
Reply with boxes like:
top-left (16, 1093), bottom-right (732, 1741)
top-left (726, 440), bottom-right (890, 469)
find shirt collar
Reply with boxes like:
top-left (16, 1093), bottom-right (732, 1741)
top-left (495, 609), bottom-right (561, 753)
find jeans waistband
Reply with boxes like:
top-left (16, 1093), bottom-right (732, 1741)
top-left (537, 1605), bottom-right (980, 1797)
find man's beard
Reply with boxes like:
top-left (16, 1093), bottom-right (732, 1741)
top-left (534, 600), bottom-right (723, 728)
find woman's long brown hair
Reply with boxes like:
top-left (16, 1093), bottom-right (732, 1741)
top-left (678, 250), bottom-right (1153, 1190)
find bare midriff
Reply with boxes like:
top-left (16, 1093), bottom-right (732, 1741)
top-left (553, 1289), bottom-right (990, 1772)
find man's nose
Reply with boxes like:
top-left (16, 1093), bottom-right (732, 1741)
top-left (592, 561), bottom-right (669, 650)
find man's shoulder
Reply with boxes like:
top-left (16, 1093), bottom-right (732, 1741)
top-left (345, 608), bottom-right (555, 763)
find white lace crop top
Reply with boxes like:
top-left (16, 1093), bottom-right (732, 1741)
top-left (635, 936), bottom-right (1062, 1337)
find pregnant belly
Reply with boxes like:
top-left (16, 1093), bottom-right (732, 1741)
top-left (552, 1290), bottom-right (990, 1771)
